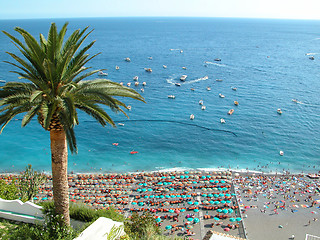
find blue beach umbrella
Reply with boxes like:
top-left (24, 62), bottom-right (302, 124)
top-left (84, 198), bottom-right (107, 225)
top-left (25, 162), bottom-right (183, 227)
top-left (214, 194), bottom-right (219, 198)
top-left (185, 175), bottom-right (189, 179)
top-left (148, 188), bottom-right (153, 192)
top-left (138, 183), bottom-right (143, 186)
top-left (236, 217), bottom-right (242, 222)
top-left (229, 218), bottom-right (236, 222)
top-left (214, 217), bottom-right (220, 221)
top-left (214, 201), bottom-right (220, 205)
top-left (208, 194), bottom-right (213, 198)
top-left (42, 197), bottom-right (48, 200)
top-left (169, 209), bottom-right (174, 213)
top-left (221, 200), bottom-right (226, 204)
top-left (186, 194), bottom-right (191, 198)
top-left (138, 202), bottom-right (144, 206)
top-left (228, 209), bottom-right (234, 213)
top-left (209, 200), bottom-right (214, 204)
top-left (194, 218), bottom-right (200, 223)
top-left (132, 202), bottom-right (137, 205)
top-left (215, 180), bottom-right (219, 183)
top-left (160, 195), bottom-right (164, 199)
top-left (220, 180), bottom-right (225, 183)
top-left (171, 176), bottom-right (175, 179)
top-left (188, 201), bottom-right (193, 205)
top-left (176, 195), bottom-right (181, 198)
top-left (226, 200), bottom-right (231, 204)
top-left (150, 195), bottom-right (155, 198)
top-left (182, 195), bottom-right (186, 198)
top-left (217, 209), bottom-right (222, 213)
top-left (142, 188), bottom-right (147, 192)
top-left (194, 202), bottom-right (199, 206)
top-left (143, 183), bottom-right (147, 186)
top-left (184, 171), bottom-right (189, 174)
top-left (162, 176), bottom-right (166, 179)
top-left (156, 218), bottom-right (161, 223)
top-left (193, 181), bottom-right (197, 184)
top-left (231, 193), bottom-right (236, 196)
top-left (201, 176), bottom-right (206, 179)
top-left (209, 180), bottom-right (214, 183)
top-left (165, 195), bottom-right (170, 198)
top-left (206, 175), bottom-right (211, 178)
top-left (165, 225), bottom-right (172, 230)
top-left (187, 217), bottom-right (193, 222)
top-left (158, 182), bottom-right (163, 185)
top-left (225, 193), bottom-right (231, 197)
top-left (222, 209), bottom-right (228, 214)
top-left (144, 195), bottom-right (149, 199)
top-left (222, 187), bottom-right (228, 191)
top-left (155, 195), bottom-right (160, 199)
top-left (202, 194), bottom-right (207, 197)
top-left (219, 193), bottom-right (224, 197)
top-left (193, 209), bottom-right (199, 213)
top-left (180, 209), bottom-right (186, 212)
top-left (137, 189), bottom-right (142, 192)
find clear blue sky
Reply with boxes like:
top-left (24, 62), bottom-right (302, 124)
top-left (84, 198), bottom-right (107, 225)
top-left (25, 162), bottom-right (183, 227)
top-left (1, 0), bottom-right (320, 20)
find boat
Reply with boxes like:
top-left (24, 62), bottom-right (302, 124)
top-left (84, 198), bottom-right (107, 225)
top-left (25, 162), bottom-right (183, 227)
top-left (180, 50), bottom-right (183, 53)
top-left (182, 67), bottom-right (187, 70)
top-left (127, 105), bottom-right (132, 111)
top-left (148, 57), bottom-right (153, 60)
top-left (127, 83), bottom-right (131, 87)
top-left (220, 118), bottom-right (226, 124)
top-left (279, 151), bottom-right (284, 156)
top-left (228, 109), bottom-right (234, 115)
top-left (112, 143), bottom-right (119, 146)
top-left (232, 87), bottom-right (237, 91)
top-left (190, 114), bottom-right (195, 120)
top-left (168, 95), bottom-right (175, 99)
top-left (199, 100), bottom-right (203, 105)
top-left (203, 76), bottom-right (209, 80)
top-left (118, 123), bottom-right (125, 126)
top-left (206, 87), bottom-right (211, 91)
top-left (142, 82), bottom-right (146, 86)
top-left (120, 82), bottom-right (123, 86)
top-left (130, 151), bottom-right (138, 154)
top-left (191, 88), bottom-right (195, 91)
top-left (216, 79), bottom-right (223, 82)
top-left (307, 173), bottom-right (319, 179)
top-left (292, 99), bottom-right (298, 103)
top-left (125, 57), bottom-right (131, 62)
top-left (219, 93), bottom-right (225, 98)
top-left (180, 75), bottom-right (187, 81)
top-left (277, 108), bottom-right (282, 114)
top-left (309, 56), bottom-right (315, 60)
top-left (163, 65), bottom-right (167, 69)
top-left (175, 83), bottom-right (181, 86)
top-left (134, 82), bottom-right (139, 86)
top-left (133, 76), bottom-right (139, 81)
top-left (0, 80), bottom-right (5, 83)
top-left (116, 66), bottom-right (120, 70)
top-left (234, 101), bottom-right (239, 106)
top-left (144, 68), bottom-right (152, 72)
top-left (201, 105), bottom-right (206, 110)
top-left (140, 88), bottom-right (144, 92)
top-left (214, 58), bottom-right (221, 62)
top-left (98, 71), bottom-right (108, 76)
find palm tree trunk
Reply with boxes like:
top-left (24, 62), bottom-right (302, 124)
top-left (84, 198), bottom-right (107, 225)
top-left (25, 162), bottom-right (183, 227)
top-left (50, 129), bottom-right (70, 225)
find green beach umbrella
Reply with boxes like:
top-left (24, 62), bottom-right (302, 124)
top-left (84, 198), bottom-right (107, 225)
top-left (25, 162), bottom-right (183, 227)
top-left (214, 217), bottom-right (220, 221)
top-left (229, 218), bottom-right (236, 222)
top-left (188, 201), bottom-right (193, 205)
top-left (132, 202), bottom-right (137, 205)
top-left (165, 225), bottom-right (172, 230)
top-left (217, 209), bottom-right (222, 213)
top-left (156, 217), bottom-right (161, 222)
top-left (169, 209), bottom-right (174, 213)
top-left (194, 218), bottom-right (200, 223)
top-left (236, 217), bottom-right (242, 222)
top-left (194, 202), bottom-right (199, 205)
top-left (180, 209), bottom-right (186, 212)
top-left (222, 209), bottom-right (228, 214)
top-left (228, 209), bottom-right (233, 213)
top-left (187, 217), bottom-right (193, 221)
top-left (193, 209), bottom-right (199, 213)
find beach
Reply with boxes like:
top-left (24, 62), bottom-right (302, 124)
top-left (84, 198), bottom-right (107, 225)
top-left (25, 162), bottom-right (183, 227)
top-left (1, 170), bottom-right (319, 239)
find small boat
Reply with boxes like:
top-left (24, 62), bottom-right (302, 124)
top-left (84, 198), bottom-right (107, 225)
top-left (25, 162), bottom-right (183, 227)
top-left (216, 79), bottom-right (223, 82)
top-left (180, 75), bottom-right (187, 81)
top-left (220, 118), bottom-right (226, 124)
top-left (219, 93), bottom-right (225, 98)
top-left (142, 82), bottom-right (147, 86)
top-left (199, 100), bottom-right (203, 105)
top-left (148, 57), bottom-right (153, 60)
top-left (206, 87), bottom-right (211, 91)
top-left (175, 83), bottom-right (181, 86)
top-left (144, 68), bottom-right (152, 72)
top-left (228, 109), bottom-right (234, 115)
top-left (309, 56), bottom-right (315, 60)
top-left (140, 88), bottom-right (144, 92)
top-left (118, 123), bottom-right (125, 126)
top-left (203, 76), bottom-right (209, 80)
top-left (191, 88), bottom-right (195, 91)
top-left (125, 57), bottom-right (131, 62)
top-left (234, 101), bottom-right (239, 106)
top-left (292, 99), bottom-right (298, 103)
top-left (201, 105), bottom-right (206, 110)
top-left (307, 173), bottom-right (319, 179)
top-left (98, 71), bottom-right (108, 76)
top-left (168, 95), bottom-right (175, 99)
top-left (182, 67), bottom-right (187, 70)
top-left (133, 76), bottom-right (139, 81)
top-left (127, 105), bottom-right (132, 110)
top-left (0, 80), bottom-right (6, 83)
top-left (232, 87), bottom-right (237, 91)
top-left (279, 151), bottom-right (284, 156)
top-left (130, 151), bottom-right (138, 154)
top-left (277, 108), bottom-right (282, 114)
top-left (115, 66), bottom-right (120, 70)
top-left (120, 82), bottom-right (123, 86)
top-left (163, 65), bottom-right (167, 69)
top-left (112, 143), bottom-right (119, 146)
top-left (134, 82), bottom-right (139, 86)
top-left (127, 83), bottom-right (131, 87)
top-left (214, 58), bottom-right (221, 61)
top-left (180, 50), bottom-right (183, 53)
top-left (190, 114), bottom-right (195, 120)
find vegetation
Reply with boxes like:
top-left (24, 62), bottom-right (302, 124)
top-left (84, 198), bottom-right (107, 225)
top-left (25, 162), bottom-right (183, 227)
top-left (0, 179), bottom-right (20, 200)
top-left (0, 22), bottom-right (144, 225)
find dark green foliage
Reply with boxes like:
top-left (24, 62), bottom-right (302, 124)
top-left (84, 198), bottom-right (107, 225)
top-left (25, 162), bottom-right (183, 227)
top-left (124, 212), bottom-right (161, 240)
top-left (18, 164), bottom-right (46, 201)
top-left (0, 179), bottom-right (20, 200)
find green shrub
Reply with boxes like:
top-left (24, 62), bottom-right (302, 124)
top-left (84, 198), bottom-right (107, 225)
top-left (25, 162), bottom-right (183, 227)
top-left (0, 179), bottom-right (20, 200)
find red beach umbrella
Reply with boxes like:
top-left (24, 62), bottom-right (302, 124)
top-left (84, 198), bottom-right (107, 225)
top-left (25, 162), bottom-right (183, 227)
top-left (224, 227), bottom-right (231, 232)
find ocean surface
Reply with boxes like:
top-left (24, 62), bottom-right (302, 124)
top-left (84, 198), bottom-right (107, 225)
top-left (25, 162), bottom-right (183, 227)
top-left (0, 17), bottom-right (319, 174)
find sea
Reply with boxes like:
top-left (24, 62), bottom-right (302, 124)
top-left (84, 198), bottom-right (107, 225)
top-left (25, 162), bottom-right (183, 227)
top-left (0, 17), bottom-right (319, 174)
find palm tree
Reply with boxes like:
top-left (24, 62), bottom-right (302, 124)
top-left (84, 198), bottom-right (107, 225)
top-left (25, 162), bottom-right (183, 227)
top-left (0, 22), bottom-right (144, 225)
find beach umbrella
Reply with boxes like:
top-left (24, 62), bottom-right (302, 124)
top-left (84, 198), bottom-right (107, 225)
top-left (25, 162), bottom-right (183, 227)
top-left (229, 218), bottom-right (236, 222)
top-left (165, 225), bottom-right (172, 230)
top-left (209, 180), bottom-right (214, 183)
top-left (185, 175), bottom-right (189, 179)
top-left (182, 195), bottom-right (186, 198)
top-left (226, 200), bottom-right (232, 204)
top-left (137, 189), bottom-right (142, 192)
top-left (236, 217), bottom-right (242, 222)
top-left (214, 194), bottom-right (219, 198)
top-left (143, 183), bottom-right (147, 186)
top-left (214, 201), bottom-right (220, 205)
top-left (222, 209), bottom-right (228, 214)
top-left (194, 202), bottom-right (199, 205)
top-left (185, 171), bottom-right (189, 174)
top-left (180, 209), bottom-right (186, 212)
top-left (165, 195), bottom-right (170, 198)
top-left (138, 202), bottom-right (144, 206)
top-left (180, 175), bottom-right (185, 179)
top-left (224, 227), bottom-right (230, 232)
top-left (138, 183), bottom-right (143, 186)
top-left (231, 193), bottom-right (236, 196)
top-left (148, 188), bottom-right (153, 192)
top-left (201, 176), bottom-right (206, 179)
top-left (164, 202), bottom-right (170, 206)
top-left (169, 209), bottom-right (174, 213)
top-left (194, 218), bottom-right (200, 223)
top-left (171, 176), bottom-right (175, 179)
top-left (150, 195), bottom-right (154, 198)
top-left (194, 209), bottom-right (199, 213)
top-left (215, 180), bottom-right (219, 183)
top-left (228, 209), bottom-right (234, 213)
top-left (176, 195), bottom-right (181, 198)
top-left (209, 200), bottom-right (214, 204)
top-left (156, 217), bottom-right (161, 223)
top-left (188, 201), bottom-right (193, 205)
top-left (225, 193), bottom-right (231, 197)
top-left (144, 195), bottom-right (149, 199)
top-left (217, 209), bottom-right (222, 213)
top-left (193, 181), bottom-right (197, 184)
top-left (214, 217), bottom-right (220, 221)
top-left (202, 194), bottom-right (207, 197)
top-left (155, 195), bottom-right (160, 199)
top-left (132, 202), bottom-right (137, 205)
top-left (186, 194), bottom-right (191, 198)
top-left (142, 188), bottom-right (147, 192)
top-left (186, 225), bottom-right (193, 229)
top-left (160, 195), bottom-right (165, 199)
top-left (170, 188), bottom-right (175, 191)
top-left (187, 217), bottom-right (193, 222)
top-left (221, 200), bottom-right (226, 204)
top-left (223, 187), bottom-right (228, 191)
top-left (219, 193), bottom-right (224, 197)
top-left (157, 182), bottom-right (163, 185)
top-left (203, 200), bottom-right (209, 204)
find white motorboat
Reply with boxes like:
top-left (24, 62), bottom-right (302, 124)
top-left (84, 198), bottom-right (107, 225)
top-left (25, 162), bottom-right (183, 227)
top-left (279, 151), bottom-right (284, 156)
top-left (309, 56), bottom-right (315, 60)
top-left (220, 118), bottom-right (226, 124)
top-left (140, 88), bottom-right (144, 92)
top-left (180, 50), bottom-right (183, 53)
top-left (116, 66), bottom-right (120, 70)
top-left (214, 58), bottom-right (221, 62)
top-left (175, 83), bottom-right (181, 86)
top-left (219, 93), bottom-right (225, 98)
top-left (125, 57), bottom-right (131, 62)
top-left (182, 67), bottom-right (187, 70)
top-left (199, 100), bottom-right (203, 105)
top-left (120, 82), bottom-right (123, 86)
top-left (190, 114), bottom-right (195, 120)
top-left (127, 82), bottom-right (131, 87)
top-left (201, 105), bottom-right (206, 110)
top-left (232, 87), bottom-right (237, 91)
top-left (142, 82), bottom-right (147, 86)
top-left (118, 123), bottom-right (125, 126)
top-left (277, 108), bottom-right (282, 114)
top-left (144, 68), bottom-right (152, 72)
top-left (98, 71), bottom-right (108, 76)
top-left (0, 80), bottom-right (5, 83)
top-left (133, 76), bottom-right (139, 81)
top-left (228, 109), bottom-right (234, 115)
top-left (148, 57), bottom-right (153, 60)
top-left (168, 95), bottom-right (175, 99)
top-left (216, 79), bottom-right (223, 82)
top-left (134, 82), bottom-right (139, 86)
top-left (127, 105), bottom-right (132, 111)
top-left (206, 86), bottom-right (211, 91)
top-left (163, 65), bottom-right (167, 69)
top-left (180, 75), bottom-right (187, 81)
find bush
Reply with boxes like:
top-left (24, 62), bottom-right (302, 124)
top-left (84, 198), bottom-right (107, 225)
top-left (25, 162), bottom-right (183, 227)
top-left (0, 179), bottom-right (20, 200)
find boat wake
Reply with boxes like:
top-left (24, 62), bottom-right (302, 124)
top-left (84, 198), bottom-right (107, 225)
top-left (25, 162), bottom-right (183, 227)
top-left (306, 52), bottom-right (320, 55)
top-left (184, 76), bottom-right (209, 84)
top-left (166, 77), bottom-right (176, 85)
top-left (204, 61), bottom-right (227, 67)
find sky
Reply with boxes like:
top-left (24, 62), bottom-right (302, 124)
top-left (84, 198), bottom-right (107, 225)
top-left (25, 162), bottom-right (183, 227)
top-left (1, 0), bottom-right (320, 20)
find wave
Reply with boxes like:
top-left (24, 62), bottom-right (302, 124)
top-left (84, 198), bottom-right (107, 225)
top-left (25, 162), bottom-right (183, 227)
top-left (184, 76), bottom-right (209, 84)
top-left (204, 61), bottom-right (227, 67)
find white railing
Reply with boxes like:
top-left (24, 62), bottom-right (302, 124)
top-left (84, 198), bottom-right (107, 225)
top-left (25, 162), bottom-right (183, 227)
top-left (305, 234), bottom-right (320, 240)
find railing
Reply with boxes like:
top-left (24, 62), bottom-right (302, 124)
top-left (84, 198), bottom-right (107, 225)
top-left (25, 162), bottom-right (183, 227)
top-left (305, 234), bottom-right (320, 240)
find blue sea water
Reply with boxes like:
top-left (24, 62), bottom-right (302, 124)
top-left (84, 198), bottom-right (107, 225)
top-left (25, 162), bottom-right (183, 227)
top-left (0, 17), bottom-right (320, 174)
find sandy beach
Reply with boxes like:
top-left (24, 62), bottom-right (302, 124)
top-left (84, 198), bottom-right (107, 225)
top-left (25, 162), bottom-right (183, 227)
top-left (1, 170), bottom-right (319, 240)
